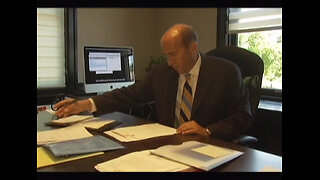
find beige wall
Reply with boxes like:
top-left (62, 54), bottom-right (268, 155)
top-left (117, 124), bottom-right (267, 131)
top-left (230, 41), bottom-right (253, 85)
top-left (77, 8), bottom-right (217, 81)
top-left (154, 8), bottom-right (217, 54)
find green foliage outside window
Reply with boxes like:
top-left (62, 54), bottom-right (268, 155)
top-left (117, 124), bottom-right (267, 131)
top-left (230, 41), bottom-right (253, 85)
top-left (238, 30), bottom-right (282, 89)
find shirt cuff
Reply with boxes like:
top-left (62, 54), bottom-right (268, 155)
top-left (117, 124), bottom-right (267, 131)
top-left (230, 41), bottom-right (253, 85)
top-left (205, 128), bottom-right (212, 136)
top-left (88, 98), bottom-right (97, 112)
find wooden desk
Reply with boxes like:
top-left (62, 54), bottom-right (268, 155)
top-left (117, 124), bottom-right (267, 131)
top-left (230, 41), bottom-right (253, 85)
top-left (37, 111), bottom-right (282, 172)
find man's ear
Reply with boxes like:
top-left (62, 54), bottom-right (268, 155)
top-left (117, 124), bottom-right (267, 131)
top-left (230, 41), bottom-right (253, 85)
top-left (189, 42), bottom-right (198, 53)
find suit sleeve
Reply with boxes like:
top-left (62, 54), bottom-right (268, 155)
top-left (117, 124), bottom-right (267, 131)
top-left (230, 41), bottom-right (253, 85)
top-left (91, 75), bottom-right (154, 117)
top-left (207, 66), bottom-right (253, 141)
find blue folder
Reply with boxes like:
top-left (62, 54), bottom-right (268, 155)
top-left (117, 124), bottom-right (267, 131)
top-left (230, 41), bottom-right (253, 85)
top-left (44, 135), bottom-right (125, 157)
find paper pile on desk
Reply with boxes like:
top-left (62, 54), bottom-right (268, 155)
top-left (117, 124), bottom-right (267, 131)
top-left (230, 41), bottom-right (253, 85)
top-left (104, 123), bottom-right (177, 142)
top-left (37, 126), bottom-right (93, 145)
top-left (95, 141), bottom-right (243, 172)
top-left (73, 119), bottom-right (116, 130)
top-left (95, 150), bottom-right (190, 172)
top-left (151, 141), bottom-right (244, 171)
top-left (50, 115), bottom-right (94, 126)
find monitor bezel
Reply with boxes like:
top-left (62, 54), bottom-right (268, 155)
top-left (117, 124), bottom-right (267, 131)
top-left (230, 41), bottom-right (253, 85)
top-left (83, 45), bottom-right (135, 94)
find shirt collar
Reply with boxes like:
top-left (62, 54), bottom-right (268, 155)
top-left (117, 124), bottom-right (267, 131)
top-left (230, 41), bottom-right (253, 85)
top-left (185, 53), bottom-right (202, 78)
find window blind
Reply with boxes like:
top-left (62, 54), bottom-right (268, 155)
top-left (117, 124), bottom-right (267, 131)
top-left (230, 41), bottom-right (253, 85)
top-left (228, 8), bottom-right (282, 34)
top-left (37, 8), bottom-right (65, 88)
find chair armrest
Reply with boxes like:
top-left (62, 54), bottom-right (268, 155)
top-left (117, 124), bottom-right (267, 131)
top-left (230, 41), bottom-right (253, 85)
top-left (232, 135), bottom-right (258, 147)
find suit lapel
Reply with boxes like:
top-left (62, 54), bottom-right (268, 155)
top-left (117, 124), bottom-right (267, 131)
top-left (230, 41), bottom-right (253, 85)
top-left (167, 68), bottom-right (178, 125)
top-left (191, 56), bottom-right (215, 118)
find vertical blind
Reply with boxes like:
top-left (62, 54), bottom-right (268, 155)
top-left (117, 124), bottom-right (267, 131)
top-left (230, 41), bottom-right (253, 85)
top-left (228, 8), bottom-right (282, 34)
top-left (37, 8), bottom-right (65, 88)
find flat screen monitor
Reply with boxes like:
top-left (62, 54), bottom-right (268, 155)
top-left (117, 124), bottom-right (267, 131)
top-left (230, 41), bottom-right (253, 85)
top-left (83, 46), bottom-right (135, 94)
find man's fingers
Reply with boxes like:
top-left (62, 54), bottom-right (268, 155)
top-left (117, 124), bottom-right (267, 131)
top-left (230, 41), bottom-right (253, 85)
top-left (180, 129), bottom-right (197, 135)
top-left (177, 122), bottom-right (194, 134)
top-left (54, 98), bottom-right (75, 110)
top-left (176, 120), bottom-right (207, 136)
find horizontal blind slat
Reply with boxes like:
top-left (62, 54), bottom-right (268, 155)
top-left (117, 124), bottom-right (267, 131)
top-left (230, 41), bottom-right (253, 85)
top-left (37, 8), bottom-right (65, 88)
top-left (228, 8), bottom-right (282, 34)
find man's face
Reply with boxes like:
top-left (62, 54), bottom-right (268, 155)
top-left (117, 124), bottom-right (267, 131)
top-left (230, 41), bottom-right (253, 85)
top-left (161, 38), bottom-right (193, 74)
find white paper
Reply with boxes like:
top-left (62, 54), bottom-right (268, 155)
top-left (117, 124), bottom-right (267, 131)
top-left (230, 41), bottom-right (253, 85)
top-left (37, 126), bottom-right (93, 145)
top-left (74, 119), bottom-right (115, 129)
top-left (95, 150), bottom-right (190, 172)
top-left (51, 115), bottom-right (94, 125)
top-left (152, 141), bottom-right (243, 171)
top-left (104, 123), bottom-right (177, 142)
top-left (191, 145), bottom-right (233, 158)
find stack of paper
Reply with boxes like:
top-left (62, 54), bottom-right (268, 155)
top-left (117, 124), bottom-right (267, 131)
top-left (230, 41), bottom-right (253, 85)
top-left (94, 141), bottom-right (243, 172)
top-left (50, 115), bottom-right (94, 126)
top-left (104, 123), bottom-right (177, 142)
top-left (151, 141), bottom-right (244, 171)
top-left (74, 119), bottom-right (117, 130)
top-left (95, 150), bottom-right (190, 172)
top-left (37, 126), bottom-right (93, 145)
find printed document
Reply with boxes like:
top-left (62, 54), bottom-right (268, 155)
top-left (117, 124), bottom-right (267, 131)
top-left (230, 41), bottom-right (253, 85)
top-left (37, 126), bottom-right (93, 145)
top-left (191, 144), bottom-right (233, 158)
top-left (152, 141), bottom-right (243, 171)
top-left (50, 115), bottom-right (94, 126)
top-left (95, 150), bottom-right (190, 172)
top-left (104, 123), bottom-right (177, 142)
top-left (74, 119), bottom-right (116, 130)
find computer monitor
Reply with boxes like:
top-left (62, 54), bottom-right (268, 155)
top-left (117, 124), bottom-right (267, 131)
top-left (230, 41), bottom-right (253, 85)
top-left (83, 46), bottom-right (135, 94)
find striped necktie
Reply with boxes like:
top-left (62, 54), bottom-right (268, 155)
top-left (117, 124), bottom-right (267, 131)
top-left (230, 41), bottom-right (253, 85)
top-left (175, 73), bottom-right (192, 128)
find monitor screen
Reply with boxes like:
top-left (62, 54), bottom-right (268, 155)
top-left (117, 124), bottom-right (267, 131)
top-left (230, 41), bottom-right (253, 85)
top-left (83, 46), bottom-right (135, 94)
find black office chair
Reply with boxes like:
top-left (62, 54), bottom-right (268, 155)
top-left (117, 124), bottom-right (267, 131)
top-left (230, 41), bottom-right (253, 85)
top-left (206, 46), bottom-right (264, 147)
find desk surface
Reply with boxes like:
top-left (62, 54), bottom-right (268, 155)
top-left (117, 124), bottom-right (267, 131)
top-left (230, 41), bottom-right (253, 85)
top-left (37, 111), bottom-right (282, 172)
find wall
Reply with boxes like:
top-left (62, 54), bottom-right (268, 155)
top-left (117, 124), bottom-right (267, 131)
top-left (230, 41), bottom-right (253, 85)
top-left (155, 8), bottom-right (217, 55)
top-left (77, 8), bottom-right (158, 82)
top-left (77, 8), bottom-right (217, 81)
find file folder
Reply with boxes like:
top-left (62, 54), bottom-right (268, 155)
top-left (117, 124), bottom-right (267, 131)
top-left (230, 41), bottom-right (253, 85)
top-left (37, 147), bottom-right (103, 168)
top-left (44, 135), bottom-right (125, 157)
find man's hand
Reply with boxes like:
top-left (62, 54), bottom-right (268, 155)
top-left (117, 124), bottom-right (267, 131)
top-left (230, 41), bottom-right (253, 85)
top-left (55, 99), bottom-right (92, 118)
top-left (176, 120), bottom-right (209, 136)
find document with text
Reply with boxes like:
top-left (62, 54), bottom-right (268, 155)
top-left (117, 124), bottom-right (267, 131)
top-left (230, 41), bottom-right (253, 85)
top-left (50, 115), bottom-right (94, 126)
top-left (104, 123), bottom-right (177, 142)
top-left (95, 149), bottom-right (190, 172)
top-left (37, 126), bottom-right (93, 145)
top-left (74, 119), bottom-right (116, 130)
top-left (151, 141), bottom-right (243, 171)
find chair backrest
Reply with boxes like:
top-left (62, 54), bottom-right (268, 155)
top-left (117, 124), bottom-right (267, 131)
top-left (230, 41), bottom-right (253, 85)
top-left (206, 46), bottom-right (264, 117)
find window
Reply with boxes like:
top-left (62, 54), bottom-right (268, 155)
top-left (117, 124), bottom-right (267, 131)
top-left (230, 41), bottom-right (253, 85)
top-left (37, 8), bottom-right (77, 105)
top-left (221, 8), bottom-right (282, 99)
top-left (37, 8), bottom-right (65, 88)
top-left (237, 30), bottom-right (282, 90)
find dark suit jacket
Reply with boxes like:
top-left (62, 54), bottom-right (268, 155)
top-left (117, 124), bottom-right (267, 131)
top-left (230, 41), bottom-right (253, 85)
top-left (92, 53), bottom-right (252, 141)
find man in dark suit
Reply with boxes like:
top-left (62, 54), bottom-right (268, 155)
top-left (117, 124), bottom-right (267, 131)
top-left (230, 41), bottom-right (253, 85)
top-left (55, 24), bottom-right (252, 141)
